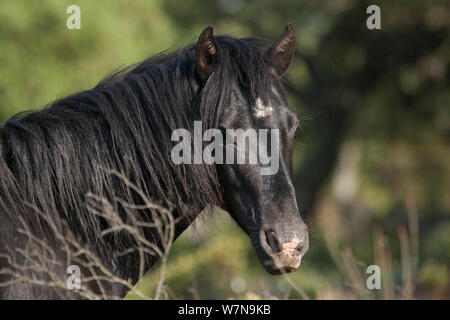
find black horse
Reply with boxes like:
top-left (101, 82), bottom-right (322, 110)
top-left (0, 25), bottom-right (308, 299)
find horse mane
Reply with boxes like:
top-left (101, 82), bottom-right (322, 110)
top-left (0, 35), bottom-right (274, 272)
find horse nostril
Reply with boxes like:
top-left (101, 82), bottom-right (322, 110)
top-left (296, 242), bottom-right (304, 253)
top-left (264, 229), bottom-right (281, 253)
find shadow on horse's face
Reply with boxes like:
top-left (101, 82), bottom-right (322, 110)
top-left (196, 25), bottom-right (309, 275)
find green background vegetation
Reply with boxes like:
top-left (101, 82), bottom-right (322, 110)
top-left (1, 0), bottom-right (449, 299)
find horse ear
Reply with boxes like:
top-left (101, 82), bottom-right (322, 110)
top-left (265, 24), bottom-right (296, 78)
top-left (196, 26), bottom-right (220, 80)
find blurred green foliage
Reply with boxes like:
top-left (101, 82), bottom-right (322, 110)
top-left (0, 0), bottom-right (448, 299)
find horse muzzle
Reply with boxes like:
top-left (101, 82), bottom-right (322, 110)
top-left (257, 223), bottom-right (309, 275)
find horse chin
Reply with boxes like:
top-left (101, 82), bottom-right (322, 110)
top-left (258, 255), bottom-right (301, 275)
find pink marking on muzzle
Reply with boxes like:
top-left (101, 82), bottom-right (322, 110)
top-left (278, 238), bottom-right (302, 268)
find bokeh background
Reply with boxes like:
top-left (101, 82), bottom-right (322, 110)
top-left (0, 0), bottom-right (449, 299)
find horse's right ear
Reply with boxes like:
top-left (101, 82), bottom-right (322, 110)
top-left (196, 26), bottom-right (220, 80)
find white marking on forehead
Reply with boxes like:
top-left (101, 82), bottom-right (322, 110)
top-left (254, 97), bottom-right (273, 119)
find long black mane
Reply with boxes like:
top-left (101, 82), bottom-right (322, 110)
top-left (0, 35), bottom-right (274, 275)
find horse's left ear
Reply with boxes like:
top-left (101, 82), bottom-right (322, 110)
top-left (265, 24), bottom-right (296, 78)
top-left (196, 26), bottom-right (221, 80)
